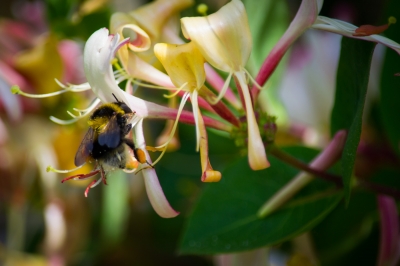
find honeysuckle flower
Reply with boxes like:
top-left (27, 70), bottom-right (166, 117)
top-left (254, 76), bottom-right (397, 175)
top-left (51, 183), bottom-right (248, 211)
top-left (109, 12), bottom-right (176, 89)
top-left (110, 0), bottom-right (241, 118)
top-left (181, 0), bottom-right (270, 170)
top-left (129, 0), bottom-right (194, 43)
top-left (73, 28), bottom-right (232, 217)
top-left (82, 27), bottom-right (183, 217)
top-left (154, 41), bottom-right (221, 182)
top-left (110, 12), bottom-right (151, 53)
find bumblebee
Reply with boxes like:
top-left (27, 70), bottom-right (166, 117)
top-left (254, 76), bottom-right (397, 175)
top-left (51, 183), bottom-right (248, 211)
top-left (75, 94), bottom-right (146, 172)
top-left (61, 94), bottom-right (149, 196)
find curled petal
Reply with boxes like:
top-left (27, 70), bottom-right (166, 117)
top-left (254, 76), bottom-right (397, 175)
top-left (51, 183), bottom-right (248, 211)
top-left (134, 120), bottom-right (179, 218)
top-left (110, 12), bottom-right (151, 52)
top-left (84, 28), bottom-right (130, 104)
top-left (312, 16), bottom-right (400, 55)
top-left (181, 0), bottom-right (252, 72)
top-left (154, 42), bottom-right (205, 89)
top-left (130, 0), bottom-right (194, 41)
top-left (84, 28), bottom-right (175, 117)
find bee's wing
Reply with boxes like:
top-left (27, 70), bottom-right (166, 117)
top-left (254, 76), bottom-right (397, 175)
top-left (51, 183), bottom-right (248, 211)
top-left (74, 127), bottom-right (94, 166)
top-left (98, 115), bottom-right (120, 148)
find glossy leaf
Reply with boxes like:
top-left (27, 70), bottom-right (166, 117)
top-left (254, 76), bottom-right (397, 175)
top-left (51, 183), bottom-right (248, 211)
top-left (101, 170), bottom-right (130, 245)
top-left (330, 38), bottom-right (376, 204)
top-left (179, 147), bottom-right (343, 254)
top-left (312, 191), bottom-right (377, 265)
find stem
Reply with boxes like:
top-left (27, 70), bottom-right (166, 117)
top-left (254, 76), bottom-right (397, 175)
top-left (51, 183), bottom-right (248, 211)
top-left (268, 145), bottom-right (400, 208)
top-left (199, 86), bottom-right (240, 127)
top-left (357, 181), bottom-right (400, 200)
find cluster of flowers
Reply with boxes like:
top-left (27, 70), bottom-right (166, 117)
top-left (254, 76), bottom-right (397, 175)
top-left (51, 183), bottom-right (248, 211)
top-left (13, 0), bottom-right (400, 219)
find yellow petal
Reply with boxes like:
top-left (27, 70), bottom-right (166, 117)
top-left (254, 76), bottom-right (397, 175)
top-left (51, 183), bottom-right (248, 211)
top-left (196, 96), bottom-right (222, 182)
top-left (110, 12), bottom-right (151, 52)
top-left (130, 0), bottom-right (194, 41)
top-left (117, 45), bottom-right (174, 87)
top-left (154, 42), bottom-right (206, 90)
top-left (181, 0), bottom-right (252, 72)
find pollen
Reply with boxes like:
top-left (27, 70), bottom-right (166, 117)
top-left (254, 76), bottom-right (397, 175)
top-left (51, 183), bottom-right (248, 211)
top-left (10, 85), bottom-right (21, 94)
top-left (197, 4), bottom-right (208, 16)
top-left (353, 16), bottom-right (397, 37)
top-left (202, 170), bottom-right (222, 182)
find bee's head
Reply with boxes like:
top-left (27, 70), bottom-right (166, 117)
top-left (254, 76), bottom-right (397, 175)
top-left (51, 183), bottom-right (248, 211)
top-left (112, 93), bottom-right (133, 114)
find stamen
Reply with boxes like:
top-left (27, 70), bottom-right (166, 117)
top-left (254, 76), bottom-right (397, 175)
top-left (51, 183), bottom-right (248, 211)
top-left (55, 80), bottom-right (91, 92)
top-left (244, 68), bottom-right (263, 90)
top-left (132, 79), bottom-right (176, 90)
top-left (10, 80), bottom-right (92, 99)
top-left (50, 98), bottom-right (101, 125)
top-left (155, 92), bottom-right (190, 149)
top-left (149, 146), bottom-right (168, 166)
top-left (208, 72), bottom-right (233, 104)
top-left (125, 78), bottom-right (133, 93)
top-left (66, 110), bottom-right (78, 118)
top-left (46, 164), bottom-right (84, 173)
top-left (353, 16), bottom-right (397, 37)
top-left (197, 4), bottom-right (208, 16)
top-left (150, 92), bottom-right (191, 166)
top-left (163, 83), bottom-right (188, 98)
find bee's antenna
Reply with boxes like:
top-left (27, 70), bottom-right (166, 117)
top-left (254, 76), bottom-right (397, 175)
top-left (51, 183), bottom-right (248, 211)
top-left (112, 93), bottom-right (120, 103)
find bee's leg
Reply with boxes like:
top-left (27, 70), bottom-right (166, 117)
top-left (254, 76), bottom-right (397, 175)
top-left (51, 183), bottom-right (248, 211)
top-left (100, 166), bottom-right (107, 185)
top-left (84, 178), bottom-right (103, 197)
top-left (123, 124), bottom-right (132, 136)
top-left (124, 138), bottom-right (136, 150)
top-left (61, 169), bottom-right (100, 183)
top-left (124, 138), bottom-right (154, 168)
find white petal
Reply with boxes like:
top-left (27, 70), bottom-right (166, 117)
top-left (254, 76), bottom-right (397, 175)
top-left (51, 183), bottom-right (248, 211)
top-left (83, 28), bottom-right (182, 118)
top-left (181, 0), bottom-right (252, 72)
top-left (312, 16), bottom-right (400, 55)
top-left (83, 28), bottom-right (129, 103)
top-left (134, 120), bottom-right (179, 218)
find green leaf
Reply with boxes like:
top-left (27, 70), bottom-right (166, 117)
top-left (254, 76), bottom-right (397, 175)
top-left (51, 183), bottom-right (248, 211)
top-left (312, 191), bottom-right (377, 264)
top-left (330, 38), bottom-right (376, 204)
top-left (101, 171), bottom-right (130, 245)
top-left (380, 1), bottom-right (400, 158)
top-left (179, 147), bottom-right (343, 255)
